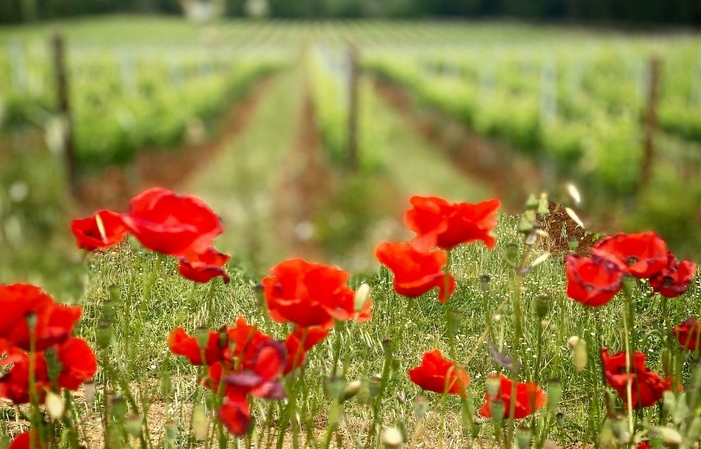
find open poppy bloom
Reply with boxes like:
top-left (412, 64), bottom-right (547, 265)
top-left (262, 259), bottom-right (358, 329)
top-left (600, 348), bottom-right (678, 408)
top-left (565, 255), bottom-right (623, 307)
top-left (120, 188), bottom-right (223, 256)
top-left (282, 325), bottom-right (329, 374)
top-left (478, 373), bottom-right (546, 419)
top-left (408, 349), bottom-right (469, 396)
top-left (218, 341), bottom-right (287, 436)
top-left (591, 232), bottom-right (668, 279)
top-left (649, 254), bottom-right (696, 298)
top-left (70, 210), bottom-right (129, 251)
top-left (673, 317), bottom-right (701, 351)
top-left (404, 196), bottom-right (500, 252)
top-left (375, 242), bottom-right (455, 303)
top-left (0, 284), bottom-right (82, 352)
top-left (224, 317), bottom-right (274, 366)
top-left (7, 431), bottom-right (42, 449)
top-left (177, 247), bottom-right (231, 284)
top-left (0, 337), bottom-right (97, 404)
top-left (168, 327), bottom-right (228, 366)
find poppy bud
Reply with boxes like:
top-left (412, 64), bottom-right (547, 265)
top-left (380, 427), bottom-right (404, 448)
top-left (518, 216), bottom-right (534, 235)
top-left (515, 426), bottom-right (533, 449)
top-left (343, 380), bottom-right (361, 402)
top-left (125, 415), bottom-right (143, 439)
top-left (158, 371), bottom-right (171, 397)
top-left (546, 379), bottom-right (563, 411)
top-left (192, 405), bottom-right (208, 440)
top-left (555, 412), bottom-right (565, 427)
top-left (567, 336), bottom-right (580, 348)
top-left (323, 376), bottom-right (346, 401)
top-left (354, 284), bottom-right (370, 312)
top-left (413, 395), bottom-right (429, 418)
top-left (537, 194), bottom-right (550, 216)
top-left (572, 339), bottom-right (587, 372)
top-left (357, 378), bottom-right (371, 405)
top-left (490, 398), bottom-right (506, 425)
top-left (526, 194), bottom-right (539, 210)
top-left (165, 421), bottom-right (178, 441)
top-left (651, 427), bottom-right (682, 447)
top-left (368, 376), bottom-right (382, 397)
top-left (608, 415), bottom-right (629, 444)
top-left (101, 300), bottom-right (117, 323)
top-left (535, 294), bottom-right (551, 319)
top-left (505, 243), bottom-right (520, 266)
top-left (194, 327), bottom-right (210, 352)
top-left (382, 339), bottom-right (393, 357)
top-left (84, 378), bottom-right (96, 409)
top-left (486, 372), bottom-right (501, 398)
top-left (45, 391), bottom-right (65, 419)
top-left (111, 395), bottom-right (127, 421)
top-left (96, 322), bottom-right (112, 349)
top-left (479, 274), bottom-right (491, 294)
top-left (447, 309), bottom-right (462, 337)
top-left (106, 422), bottom-right (123, 449)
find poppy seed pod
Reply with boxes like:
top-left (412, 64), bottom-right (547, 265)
top-left (572, 339), bottom-right (587, 372)
top-left (125, 415), bottom-right (143, 438)
top-left (535, 294), bottom-right (551, 319)
top-left (413, 395), bottom-right (429, 418)
top-left (486, 372), bottom-right (501, 398)
top-left (515, 426), bottom-right (533, 449)
top-left (381, 427), bottom-right (404, 448)
top-left (546, 379), bottom-right (563, 410)
top-left (479, 274), bottom-right (491, 294)
top-left (489, 398), bottom-right (506, 424)
top-left (354, 283), bottom-right (371, 312)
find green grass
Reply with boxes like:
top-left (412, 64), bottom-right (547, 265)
top-left (64, 210), bottom-right (700, 447)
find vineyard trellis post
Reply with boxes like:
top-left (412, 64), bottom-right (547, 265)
top-left (638, 54), bottom-right (661, 196)
top-left (347, 44), bottom-right (360, 173)
top-left (52, 33), bottom-right (79, 197)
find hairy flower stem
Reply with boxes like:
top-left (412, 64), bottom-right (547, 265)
top-left (205, 280), bottom-right (217, 328)
top-left (506, 272), bottom-right (523, 449)
top-left (276, 329), bottom-right (309, 449)
top-left (622, 309), bottom-right (635, 435)
top-left (27, 322), bottom-right (43, 449)
top-left (363, 339), bottom-right (394, 449)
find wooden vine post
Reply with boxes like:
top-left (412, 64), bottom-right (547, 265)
top-left (52, 32), bottom-right (79, 197)
top-left (347, 45), bottom-right (360, 173)
top-left (638, 54), bottom-right (661, 195)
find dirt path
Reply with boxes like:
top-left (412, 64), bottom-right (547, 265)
top-left (75, 76), bottom-right (273, 213)
top-left (374, 79), bottom-right (542, 213)
top-left (273, 89), bottom-right (331, 261)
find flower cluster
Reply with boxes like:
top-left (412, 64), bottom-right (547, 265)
top-left (565, 232), bottom-right (696, 306)
top-left (376, 195), bottom-right (500, 303)
top-left (72, 187), bottom-right (230, 284)
top-left (1, 284), bottom-right (97, 446)
top-left (169, 258), bottom-right (372, 436)
top-left (565, 232), bottom-right (697, 409)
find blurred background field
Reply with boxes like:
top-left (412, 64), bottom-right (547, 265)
top-left (1, 1), bottom-right (701, 295)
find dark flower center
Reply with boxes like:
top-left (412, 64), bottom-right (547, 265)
top-left (626, 256), bottom-right (638, 266)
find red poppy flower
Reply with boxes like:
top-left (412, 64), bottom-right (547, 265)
top-left (673, 317), bottom-right (701, 351)
top-left (591, 232), bottom-right (668, 279)
top-left (283, 325), bottom-right (329, 374)
top-left (168, 327), bottom-right (227, 366)
top-left (177, 248), bottom-right (231, 284)
top-left (404, 196), bottom-right (500, 252)
top-left (408, 350), bottom-right (470, 396)
top-left (565, 255), bottom-right (623, 307)
top-left (649, 254), bottom-right (696, 298)
top-left (225, 317), bottom-right (273, 367)
top-left (262, 259), bottom-right (357, 329)
top-left (70, 210), bottom-right (129, 251)
top-left (478, 373), bottom-right (546, 419)
top-left (0, 337), bottom-right (97, 404)
top-left (600, 348), bottom-right (678, 408)
top-left (218, 341), bottom-right (287, 436)
top-left (7, 431), bottom-right (42, 449)
top-left (0, 284), bottom-right (82, 352)
top-left (375, 242), bottom-right (455, 303)
top-left (120, 188), bottom-right (223, 256)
